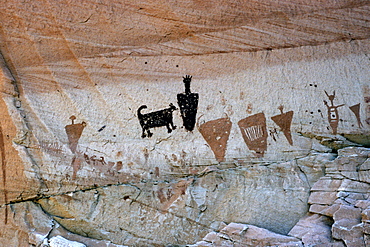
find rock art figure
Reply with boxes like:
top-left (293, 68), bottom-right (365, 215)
top-left (177, 75), bottom-right (199, 131)
top-left (364, 86), bottom-right (370, 125)
top-left (84, 153), bottom-right (120, 175)
top-left (65, 116), bottom-right (86, 179)
top-left (137, 103), bottom-right (177, 138)
top-left (238, 113), bottom-right (268, 157)
top-left (323, 91), bottom-right (344, 135)
top-left (65, 115), bottom-right (86, 153)
top-left (349, 103), bottom-right (363, 128)
top-left (198, 118), bottom-right (232, 162)
top-left (269, 128), bottom-right (278, 142)
top-left (271, 105), bottom-right (294, 145)
top-left (156, 179), bottom-right (193, 212)
top-left (70, 155), bottom-right (83, 180)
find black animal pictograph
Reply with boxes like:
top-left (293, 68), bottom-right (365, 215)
top-left (177, 75), bottom-right (199, 131)
top-left (138, 103), bottom-right (177, 138)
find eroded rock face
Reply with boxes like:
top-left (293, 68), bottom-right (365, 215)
top-left (1, 37), bottom-right (369, 204)
top-left (34, 157), bottom-right (317, 245)
top-left (2, 0), bottom-right (370, 57)
top-left (0, 201), bottom-right (128, 247)
top-left (190, 147), bottom-right (370, 247)
top-left (1, 18), bottom-right (370, 204)
top-left (0, 146), bottom-right (369, 246)
top-left (289, 147), bottom-right (370, 247)
top-left (0, 150), bottom-right (343, 246)
top-left (189, 223), bottom-right (303, 247)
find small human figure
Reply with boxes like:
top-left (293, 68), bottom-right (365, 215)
top-left (324, 91), bottom-right (344, 135)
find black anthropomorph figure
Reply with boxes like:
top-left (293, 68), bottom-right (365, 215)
top-left (137, 103), bottom-right (177, 138)
top-left (324, 90), bottom-right (345, 135)
top-left (177, 75), bottom-right (199, 131)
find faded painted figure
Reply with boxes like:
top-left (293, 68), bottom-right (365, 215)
top-left (64, 115), bottom-right (87, 179)
top-left (324, 91), bottom-right (344, 135)
top-left (138, 103), bottom-right (177, 138)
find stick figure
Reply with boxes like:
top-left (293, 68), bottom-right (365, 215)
top-left (324, 91), bottom-right (344, 135)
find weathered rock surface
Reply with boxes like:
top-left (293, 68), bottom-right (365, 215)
top-left (33, 158), bottom-right (315, 245)
top-left (289, 147), bottom-right (370, 247)
top-left (0, 200), bottom-right (127, 247)
top-left (189, 223), bottom-right (303, 247)
top-left (1, 11), bottom-right (370, 203)
top-left (190, 147), bottom-right (370, 247)
top-left (1, 32), bottom-right (369, 205)
top-left (1, 147), bottom-right (369, 246)
top-left (2, 0), bottom-right (370, 57)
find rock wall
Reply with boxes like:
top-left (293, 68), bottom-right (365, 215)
top-left (191, 147), bottom-right (370, 247)
top-left (1, 38), bottom-right (370, 199)
top-left (1, 1), bottom-right (370, 246)
top-left (1, 147), bottom-right (369, 246)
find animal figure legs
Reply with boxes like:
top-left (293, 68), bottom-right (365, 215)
top-left (141, 128), bottom-right (153, 138)
top-left (166, 122), bottom-right (176, 133)
top-left (137, 103), bottom-right (178, 138)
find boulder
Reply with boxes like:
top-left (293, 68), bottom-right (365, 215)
top-left (49, 236), bottom-right (86, 247)
top-left (192, 223), bottom-right (303, 247)
top-left (288, 214), bottom-right (333, 245)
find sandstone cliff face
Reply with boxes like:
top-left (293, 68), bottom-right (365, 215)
top-left (1, 148), bottom-right (369, 246)
top-left (0, 0), bottom-right (370, 246)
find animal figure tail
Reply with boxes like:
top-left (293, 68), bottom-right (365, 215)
top-left (138, 105), bottom-right (147, 117)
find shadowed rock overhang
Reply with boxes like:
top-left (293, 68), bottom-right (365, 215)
top-left (1, 0), bottom-right (370, 59)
